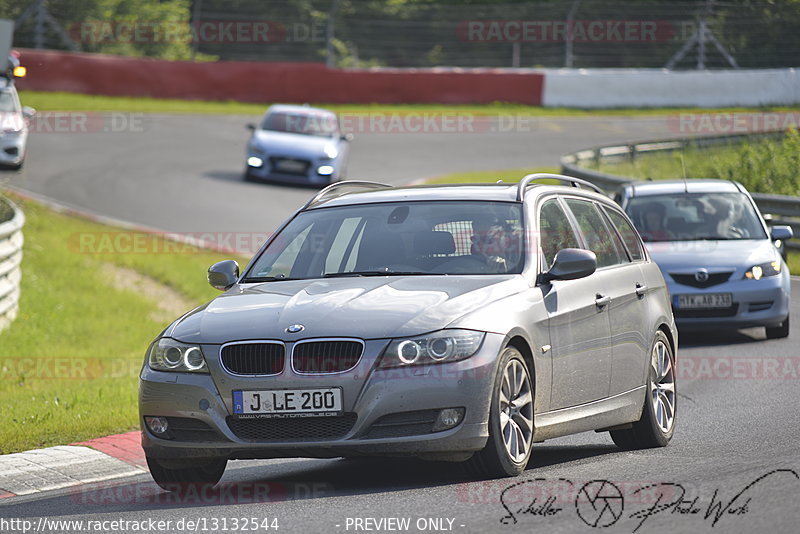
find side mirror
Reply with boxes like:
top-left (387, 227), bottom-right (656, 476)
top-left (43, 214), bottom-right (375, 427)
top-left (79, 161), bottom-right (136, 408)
top-left (770, 225), bottom-right (793, 241)
top-left (22, 106), bottom-right (36, 119)
top-left (208, 260), bottom-right (240, 291)
top-left (540, 248), bottom-right (597, 283)
top-left (246, 123), bottom-right (256, 131)
top-left (341, 133), bottom-right (353, 142)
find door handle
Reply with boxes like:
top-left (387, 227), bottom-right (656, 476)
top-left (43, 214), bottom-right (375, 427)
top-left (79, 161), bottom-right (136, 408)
top-left (595, 294), bottom-right (611, 308)
top-left (635, 283), bottom-right (648, 298)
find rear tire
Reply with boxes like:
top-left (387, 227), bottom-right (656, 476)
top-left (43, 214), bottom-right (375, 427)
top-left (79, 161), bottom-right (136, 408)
top-left (610, 331), bottom-right (676, 450)
top-left (467, 347), bottom-right (534, 478)
top-left (146, 456), bottom-right (227, 492)
top-left (765, 315), bottom-right (790, 339)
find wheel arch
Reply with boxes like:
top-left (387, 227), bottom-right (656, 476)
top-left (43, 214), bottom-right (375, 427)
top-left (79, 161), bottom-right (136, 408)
top-left (505, 334), bottom-right (535, 384)
top-left (657, 323), bottom-right (677, 359)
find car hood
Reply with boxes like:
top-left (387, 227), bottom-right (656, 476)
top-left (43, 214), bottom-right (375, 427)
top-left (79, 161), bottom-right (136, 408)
top-left (645, 239), bottom-right (779, 273)
top-left (168, 275), bottom-right (525, 344)
top-left (251, 130), bottom-right (335, 156)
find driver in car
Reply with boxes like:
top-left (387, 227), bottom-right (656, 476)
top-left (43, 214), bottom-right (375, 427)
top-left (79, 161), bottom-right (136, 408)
top-left (471, 216), bottom-right (517, 272)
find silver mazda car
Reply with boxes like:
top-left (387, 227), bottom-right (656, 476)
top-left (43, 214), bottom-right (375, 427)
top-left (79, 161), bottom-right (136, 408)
top-left (140, 175), bottom-right (677, 490)
top-left (244, 104), bottom-right (350, 185)
top-left (616, 179), bottom-right (792, 339)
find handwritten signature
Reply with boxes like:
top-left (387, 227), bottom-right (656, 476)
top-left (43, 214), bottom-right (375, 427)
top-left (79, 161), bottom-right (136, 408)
top-left (499, 469), bottom-right (799, 531)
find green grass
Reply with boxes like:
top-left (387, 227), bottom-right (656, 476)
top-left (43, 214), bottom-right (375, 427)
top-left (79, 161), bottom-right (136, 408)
top-left (0, 194), bottom-right (247, 453)
top-left (425, 166), bottom-right (559, 184)
top-left (18, 90), bottom-right (800, 117)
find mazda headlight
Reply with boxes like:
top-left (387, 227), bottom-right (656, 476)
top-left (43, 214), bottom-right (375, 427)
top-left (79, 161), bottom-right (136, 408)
top-left (743, 261), bottom-right (782, 280)
top-left (379, 329), bottom-right (485, 368)
top-left (147, 338), bottom-right (208, 373)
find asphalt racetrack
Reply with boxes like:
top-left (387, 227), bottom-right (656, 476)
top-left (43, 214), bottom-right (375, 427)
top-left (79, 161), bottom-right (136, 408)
top-left (2, 113), bottom-right (798, 533)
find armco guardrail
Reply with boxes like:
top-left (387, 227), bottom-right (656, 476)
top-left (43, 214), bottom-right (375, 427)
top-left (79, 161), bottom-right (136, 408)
top-left (561, 131), bottom-right (800, 250)
top-left (0, 197), bottom-right (24, 333)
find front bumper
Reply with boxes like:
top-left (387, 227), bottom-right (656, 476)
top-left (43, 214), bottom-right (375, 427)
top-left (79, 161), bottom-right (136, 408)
top-left (0, 131), bottom-right (26, 166)
top-left (669, 271), bottom-right (790, 330)
top-left (245, 153), bottom-right (339, 185)
top-left (139, 334), bottom-right (504, 461)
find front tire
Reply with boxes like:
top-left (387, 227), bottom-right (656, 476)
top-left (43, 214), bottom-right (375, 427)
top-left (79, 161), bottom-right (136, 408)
top-left (468, 346), bottom-right (534, 478)
top-left (146, 456), bottom-right (227, 492)
top-left (766, 315), bottom-right (789, 339)
top-left (610, 331), bottom-right (676, 449)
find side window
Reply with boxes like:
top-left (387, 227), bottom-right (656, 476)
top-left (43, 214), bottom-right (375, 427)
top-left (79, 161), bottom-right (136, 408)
top-left (538, 199), bottom-right (581, 270)
top-left (564, 199), bottom-right (626, 268)
top-left (603, 207), bottom-right (645, 262)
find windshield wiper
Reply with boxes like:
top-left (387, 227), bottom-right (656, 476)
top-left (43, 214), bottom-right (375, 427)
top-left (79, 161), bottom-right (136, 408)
top-left (240, 275), bottom-right (300, 283)
top-left (323, 270), bottom-right (429, 278)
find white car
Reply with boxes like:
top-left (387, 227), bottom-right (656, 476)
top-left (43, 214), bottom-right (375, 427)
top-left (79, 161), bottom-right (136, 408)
top-left (0, 76), bottom-right (33, 170)
top-left (244, 104), bottom-right (351, 186)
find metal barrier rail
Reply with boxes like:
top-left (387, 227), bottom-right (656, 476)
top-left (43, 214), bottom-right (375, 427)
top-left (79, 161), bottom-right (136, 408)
top-left (0, 197), bottom-right (24, 333)
top-left (560, 131), bottom-right (800, 249)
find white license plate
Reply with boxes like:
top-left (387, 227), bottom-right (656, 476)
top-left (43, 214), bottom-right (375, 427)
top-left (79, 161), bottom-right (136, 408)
top-left (274, 159), bottom-right (306, 173)
top-left (677, 293), bottom-right (732, 309)
top-left (233, 388), bottom-right (342, 417)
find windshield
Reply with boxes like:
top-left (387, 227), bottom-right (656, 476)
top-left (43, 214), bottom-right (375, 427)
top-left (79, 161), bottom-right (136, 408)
top-left (244, 201), bottom-right (524, 281)
top-left (260, 111), bottom-right (338, 137)
top-left (626, 192), bottom-right (767, 242)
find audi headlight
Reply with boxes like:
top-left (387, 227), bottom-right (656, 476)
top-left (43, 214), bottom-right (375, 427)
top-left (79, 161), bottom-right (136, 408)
top-left (379, 329), bottom-right (485, 368)
top-left (323, 145), bottom-right (338, 159)
top-left (743, 261), bottom-right (782, 280)
top-left (147, 338), bottom-right (208, 373)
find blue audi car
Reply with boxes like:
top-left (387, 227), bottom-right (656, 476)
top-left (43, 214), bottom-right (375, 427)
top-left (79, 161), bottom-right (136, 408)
top-left (244, 104), bottom-right (351, 186)
top-left (616, 179), bottom-right (792, 338)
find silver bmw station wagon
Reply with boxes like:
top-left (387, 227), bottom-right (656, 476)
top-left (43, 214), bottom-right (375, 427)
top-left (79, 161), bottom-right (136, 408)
top-left (139, 175), bottom-right (678, 490)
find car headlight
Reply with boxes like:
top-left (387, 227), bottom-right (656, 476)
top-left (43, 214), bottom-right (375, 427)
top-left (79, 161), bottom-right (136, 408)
top-left (378, 329), bottom-right (485, 368)
top-left (743, 261), bottom-right (782, 280)
top-left (147, 338), bottom-right (208, 373)
top-left (323, 145), bottom-right (338, 159)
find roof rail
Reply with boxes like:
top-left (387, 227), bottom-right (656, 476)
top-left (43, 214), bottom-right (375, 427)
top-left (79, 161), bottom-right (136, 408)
top-left (303, 180), bottom-right (392, 209)
top-left (516, 173), bottom-right (604, 201)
